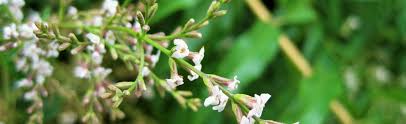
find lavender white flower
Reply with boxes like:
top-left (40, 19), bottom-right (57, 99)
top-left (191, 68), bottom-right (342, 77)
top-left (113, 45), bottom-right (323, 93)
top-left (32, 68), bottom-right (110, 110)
top-left (166, 75), bottom-right (184, 89)
top-left (171, 39), bottom-right (190, 59)
top-left (3, 23), bottom-right (19, 39)
top-left (187, 64), bottom-right (201, 81)
top-left (67, 6), bottom-right (78, 16)
top-left (228, 76), bottom-right (240, 90)
top-left (74, 65), bottom-right (90, 79)
top-left (102, 0), bottom-right (118, 16)
top-left (247, 94), bottom-right (271, 118)
top-left (204, 85), bottom-right (229, 112)
top-left (18, 24), bottom-right (35, 38)
top-left (191, 47), bottom-right (205, 65)
top-left (16, 78), bottom-right (33, 88)
top-left (92, 67), bottom-right (112, 80)
top-left (240, 116), bottom-right (255, 124)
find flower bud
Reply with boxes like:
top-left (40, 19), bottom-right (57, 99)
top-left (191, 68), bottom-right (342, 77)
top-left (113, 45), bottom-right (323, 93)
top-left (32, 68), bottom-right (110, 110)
top-left (70, 44), bottom-right (86, 55)
top-left (58, 42), bottom-right (71, 51)
top-left (213, 10), bottom-right (227, 17)
top-left (114, 82), bottom-right (133, 89)
top-left (183, 18), bottom-right (196, 31)
top-left (148, 3), bottom-right (158, 19)
top-left (207, 1), bottom-right (221, 15)
top-left (185, 31), bottom-right (202, 38)
top-left (136, 11), bottom-right (146, 25)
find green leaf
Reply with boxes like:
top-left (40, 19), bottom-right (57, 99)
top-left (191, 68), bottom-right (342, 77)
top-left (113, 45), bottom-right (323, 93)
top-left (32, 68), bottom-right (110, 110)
top-left (281, 54), bottom-right (344, 124)
top-left (217, 21), bottom-right (280, 90)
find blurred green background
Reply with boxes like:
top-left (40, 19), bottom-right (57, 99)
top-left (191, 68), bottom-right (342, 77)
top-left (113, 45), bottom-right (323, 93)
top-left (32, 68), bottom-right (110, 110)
top-left (1, 0), bottom-right (406, 124)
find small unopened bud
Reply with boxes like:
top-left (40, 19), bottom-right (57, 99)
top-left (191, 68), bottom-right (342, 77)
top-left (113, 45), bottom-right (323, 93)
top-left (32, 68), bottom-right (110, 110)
top-left (185, 31), bottom-right (202, 38)
top-left (193, 21), bottom-right (209, 30)
top-left (136, 11), bottom-right (146, 25)
top-left (115, 82), bottom-right (133, 89)
top-left (70, 45), bottom-right (86, 55)
top-left (142, 25), bottom-right (150, 32)
top-left (183, 18), bottom-right (196, 31)
top-left (148, 3), bottom-right (158, 19)
top-left (123, 90), bottom-right (131, 96)
top-left (101, 92), bottom-right (113, 99)
top-left (213, 10), bottom-right (227, 17)
top-left (177, 91), bottom-right (193, 97)
top-left (207, 1), bottom-right (221, 15)
top-left (109, 47), bottom-right (118, 60)
top-left (234, 94), bottom-right (255, 108)
top-left (69, 33), bottom-right (79, 43)
top-left (112, 97), bottom-right (123, 108)
top-left (231, 102), bottom-right (244, 123)
top-left (58, 42), bottom-right (71, 51)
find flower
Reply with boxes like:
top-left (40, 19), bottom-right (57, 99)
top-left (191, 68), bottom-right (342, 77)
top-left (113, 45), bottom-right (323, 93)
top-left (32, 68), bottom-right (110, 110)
top-left (187, 64), bottom-right (201, 81)
top-left (133, 21), bottom-right (142, 32)
top-left (16, 78), bottom-right (33, 88)
top-left (150, 51), bottom-right (161, 67)
top-left (102, 0), bottom-right (118, 16)
top-left (46, 41), bottom-right (59, 57)
top-left (90, 16), bottom-right (103, 26)
top-left (142, 67), bottom-right (150, 77)
top-left (74, 65), bottom-right (90, 79)
top-left (18, 24), bottom-right (35, 38)
top-left (105, 30), bottom-right (115, 45)
top-left (166, 74), bottom-right (184, 89)
top-left (24, 90), bottom-right (37, 101)
top-left (240, 116), bottom-right (255, 124)
top-left (227, 76), bottom-right (240, 90)
top-left (92, 67), bottom-right (112, 80)
top-left (0, 0), bottom-right (7, 4)
top-left (191, 47), bottom-right (205, 65)
top-left (247, 94), bottom-right (271, 118)
top-left (32, 59), bottom-right (53, 84)
top-left (67, 6), bottom-right (78, 16)
top-left (91, 52), bottom-right (103, 65)
top-left (86, 33), bottom-right (101, 44)
top-left (3, 23), bottom-right (19, 40)
top-left (204, 85), bottom-right (229, 112)
top-left (171, 39), bottom-right (190, 59)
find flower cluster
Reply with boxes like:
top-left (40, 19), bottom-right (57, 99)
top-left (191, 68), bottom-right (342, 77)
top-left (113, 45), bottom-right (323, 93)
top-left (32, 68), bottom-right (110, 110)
top-left (0, 0), bottom-right (284, 123)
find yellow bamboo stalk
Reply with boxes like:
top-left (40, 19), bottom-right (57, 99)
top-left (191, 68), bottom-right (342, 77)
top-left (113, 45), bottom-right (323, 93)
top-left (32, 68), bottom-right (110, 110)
top-left (330, 100), bottom-right (354, 124)
top-left (245, 0), bottom-right (312, 77)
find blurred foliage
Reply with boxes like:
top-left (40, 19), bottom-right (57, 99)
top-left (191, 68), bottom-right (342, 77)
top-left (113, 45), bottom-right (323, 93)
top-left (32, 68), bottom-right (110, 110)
top-left (1, 0), bottom-right (406, 124)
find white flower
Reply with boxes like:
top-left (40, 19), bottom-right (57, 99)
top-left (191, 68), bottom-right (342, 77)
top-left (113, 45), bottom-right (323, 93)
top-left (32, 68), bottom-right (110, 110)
top-left (105, 30), bottom-right (115, 45)
top-left (8, 6), bottom-right (24, 21)
top-left (16, 57), bottom-right (27, 71)
top-left (3, 23), bottom-right (19, 39)
top-left (91, 16), bottom-right (103, 26)
top-left (86, 33), bottom-right (101, 44)
top-left (18, 24), bottom-right (35, 38)
top-left (47, 41), bottom-right (59, 57)
top-left (166, 75), bottom-right (184, 89)
top-left (28, 11), bottom-right (42, 23)
top-left (10, 0), bottom-right (25, 7)
top-left (133, 21), bottom-right (142, 32)
top-left (67, 6), bottom-right (78, 16)
top-left (228, 76), bottom-right (240, 90)
top-left (247, 94), bottom-right (271, 118)
top-left (32, 59), bottom-right (53, 84)
top-left (16, 78), bottom-right (33, 88)
top-left (188, 64), bottom-right (201, 81)
top-left (240, 116), bottom-right (255, 124)
top-left (92, 67), bottom-right (112, 80)
top-left (192, 47), bottom-right (205, 65)
top-left (91, 52), bottom-right (103, 65)
top-left (102, 0), bottom-right (118, 16)
top-left (204, 85), bottom-right (228, 112)
top-left (142, 67), bottom-right (150, 77)
top-left (150, 51), bottom-right (161, 67)
top-left (24, 90), bottom-right (37, 101)
top-left (22, 42), bottom-right (44, 62)
top-left (74, 65), bottom-right (90, 79)
top-left (171, 39), bottom-right (190, 59)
